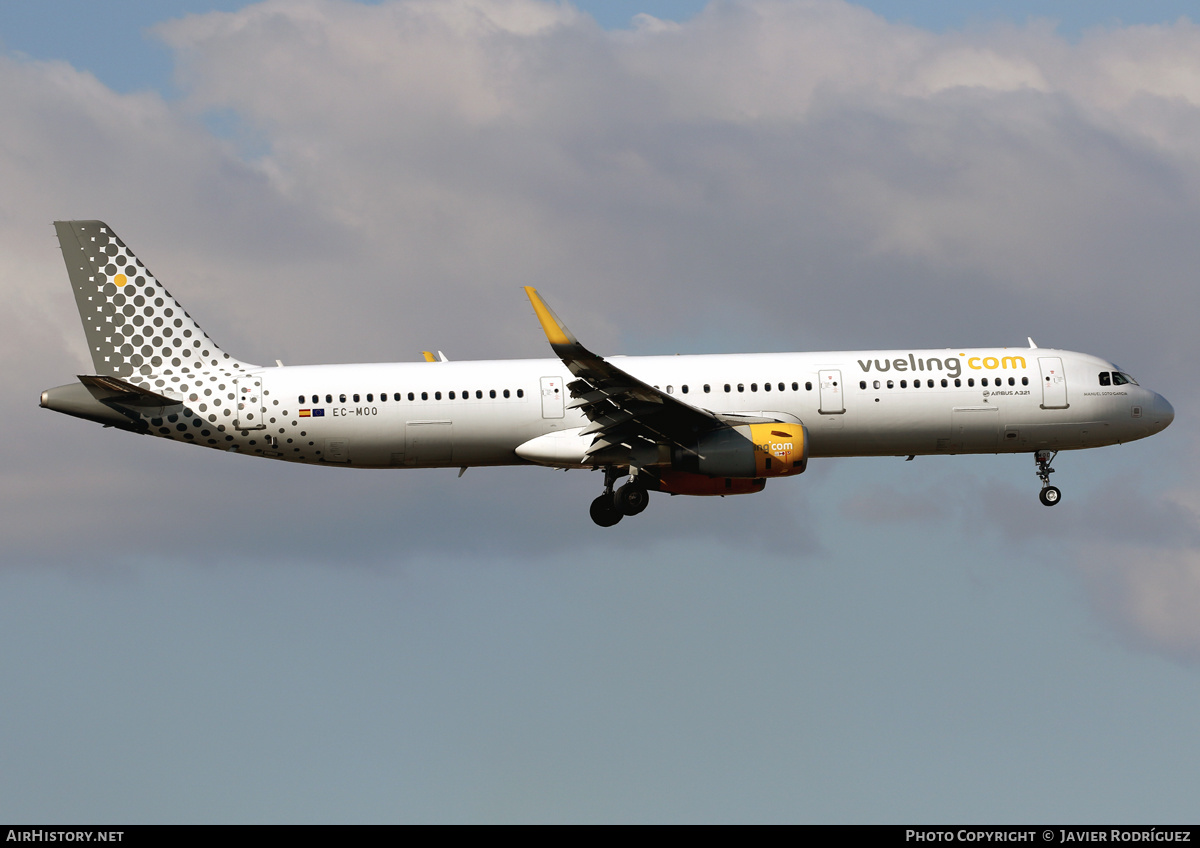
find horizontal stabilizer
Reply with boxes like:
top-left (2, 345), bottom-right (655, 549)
top-left (78, 374), bottom-right (181, 408)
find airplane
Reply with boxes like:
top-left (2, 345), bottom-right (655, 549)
top-left (41, 220), bottom-right (1175, 527)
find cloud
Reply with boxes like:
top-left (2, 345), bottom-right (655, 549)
top-left (1078, 543), bottom-right (1200, 664)
top-left (1, 0), bottom-right (1199, 659)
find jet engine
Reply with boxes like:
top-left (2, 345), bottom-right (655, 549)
top-left (672, 423), bottom-right (808, 478)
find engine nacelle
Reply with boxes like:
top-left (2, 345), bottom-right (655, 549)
top-left (672, 423), bottom-right (808, 478)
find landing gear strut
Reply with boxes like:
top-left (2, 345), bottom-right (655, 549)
top-left (1035, 450), bottom-right (1061, 507)
top-left (589, 466), bottom-right (650, 526)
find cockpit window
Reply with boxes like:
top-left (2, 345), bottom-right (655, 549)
top-left (1111, 371), bottom-right (1138, 386)
top-left (1099, 372), bottom-right (1111, 386)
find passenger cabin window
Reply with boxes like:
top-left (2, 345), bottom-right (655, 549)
top-left (724, 384), bottom-right (731, 393)
top-left (805, 382), bottom-right (812, 391)
top-left (682, 385), bottom-right (689, 394)
top-left (517, 389), bottom-right (524, 398)
top-left (860, 381), bottom-right (867, 390)
top-left (490, 390), bottom-right (496, 398)
top-left (326, 394), bottom-right (332, 403)
top-left (339, 394), bottom-right (347, 403)
top-left (421, 392), bottom-right (428, 400)
top-left (503, 390), bottom-right (510, 398)
top-left (703, 384), bottom-right (711, 393)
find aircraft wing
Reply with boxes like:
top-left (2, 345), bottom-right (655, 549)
top-left (524, 288), bottom-right (724, 461)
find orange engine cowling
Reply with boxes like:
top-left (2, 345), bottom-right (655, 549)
top-left (651, 470), bottom-right (767, 497)
top-left (671, 423), bottom-right (808, 478)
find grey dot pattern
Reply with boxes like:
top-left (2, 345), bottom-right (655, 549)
top-left (55, 220), bottom-right (322, 459)
top-left (54, 221), bottom-right (343, 465)
top-left (58, 221), bottom-right (251, 389)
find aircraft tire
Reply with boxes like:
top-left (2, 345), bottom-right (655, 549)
top-left (1039, 486), bottom-right (1061, 507)
top-left (614, 481), bottom-right (650, 516)
top-left (590, 494), bottom-right (623, 527)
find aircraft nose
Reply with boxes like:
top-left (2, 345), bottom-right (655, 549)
top-left (1151, 393), bottom-right (1174, 432)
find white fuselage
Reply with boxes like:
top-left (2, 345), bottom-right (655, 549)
top-left (153, 347), bottom-right (1172, 469)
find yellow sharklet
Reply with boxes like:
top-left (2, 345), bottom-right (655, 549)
top-left (524, 287), bottom-right (576, 347)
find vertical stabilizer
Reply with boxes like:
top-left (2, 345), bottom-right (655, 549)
top-left (54, 220), bottom-right (253, 382)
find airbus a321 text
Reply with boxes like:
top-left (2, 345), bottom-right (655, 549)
top-left (42, 221), bottom-right (1174, 526)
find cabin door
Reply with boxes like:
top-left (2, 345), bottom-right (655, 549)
top-left (1038, 357), bottom-right (1069, 409)
top-left (540, 376), bottom-right (565, 419)
top-left (234, 374), bottom-right (266, 430)
top-left (818, 370), bottom-right (844, 414)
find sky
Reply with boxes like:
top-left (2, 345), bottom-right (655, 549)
top-left (3, 0), bottom-right (1200, 824)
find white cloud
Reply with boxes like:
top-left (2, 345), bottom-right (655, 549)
top-left (1079, 543), bottom-right (1200, 663)
top-left (2, 0), bottom-right (1200, 659)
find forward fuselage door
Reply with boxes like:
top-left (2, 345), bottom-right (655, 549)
top-left (818, 369), bottom-right (844, 414)
top-left (951, 406), bottom-right (999, 452)
top-left (1038, 357), bottom-right (1069, 409)
top-left (234, 373), bottom-right (266, 430)
top-left (540, 376), bottom-right (565, 419)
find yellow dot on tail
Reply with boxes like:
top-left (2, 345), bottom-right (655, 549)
top-left (114, 273), bottom-right (128, 287)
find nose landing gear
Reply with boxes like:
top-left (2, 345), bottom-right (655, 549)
top-left (589, 466), bottom-right (651, 526)
top-left (1035, 450), bottom-right (1061, 506)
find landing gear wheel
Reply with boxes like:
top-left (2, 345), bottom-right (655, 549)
top-left (1033, 451), bottom-right (1061, 507)
top-left (614, 481), bottom-right (650, 516)
top-left (590, 494), bottom-right (623, 527)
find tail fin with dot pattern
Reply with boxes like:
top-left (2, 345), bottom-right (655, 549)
top-left (54, 220), bottom-right (255, 384)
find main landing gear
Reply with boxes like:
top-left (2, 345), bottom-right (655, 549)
top-left (1035, 450), bottom-right (1061, 507)
top-left (589, 466), bottom-right (650, 527)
